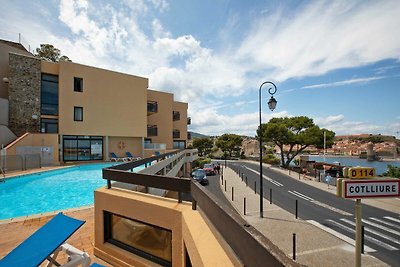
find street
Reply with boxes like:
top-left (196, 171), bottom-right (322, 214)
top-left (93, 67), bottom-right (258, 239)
top-left (206, 160), bottom-right (400, 267)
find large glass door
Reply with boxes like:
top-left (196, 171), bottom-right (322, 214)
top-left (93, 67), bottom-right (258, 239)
top-left (63, 136), bottom-right (103, 161)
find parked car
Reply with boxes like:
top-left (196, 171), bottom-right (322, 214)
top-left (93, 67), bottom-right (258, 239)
top-left (191, 169), bottom-right (209, 186)
top-left (203, 164), bottom-right (216, 175)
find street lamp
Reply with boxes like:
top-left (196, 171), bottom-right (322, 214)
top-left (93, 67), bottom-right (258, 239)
top-left (259, 81), bottom-right (277, 218)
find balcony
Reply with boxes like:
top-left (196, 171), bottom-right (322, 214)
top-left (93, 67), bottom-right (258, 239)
top-left (147, 125), bottom-right (158, 137)
top-left (187, 132), bottom-right (192, 140)
top-left (147, 101), bottom-right (158, 115)
top-left (173, 111), bottom-right (180, 121)
top-left (187, 117), bottom-right (191, 125)
top-left (173, 129), bottom-right (180, 139)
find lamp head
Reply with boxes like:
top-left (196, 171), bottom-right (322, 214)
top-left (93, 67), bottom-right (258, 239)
top-left (268, 96), bottom-right (277, 111)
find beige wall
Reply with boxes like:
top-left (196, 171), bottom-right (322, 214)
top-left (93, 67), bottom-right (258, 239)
top-left (173, 101), bottom-right (188, 145)
top-left (6, 133), bottom-right (59, 163)
top-left (147, 90), bottom-right (173, 149)
top-left (57, 61), bottom-right (148, 137)
top-left (0, 42), bottom-right (31, 99)
top-left (41, 60), bottom-right (59, 75)
top-left (94, 187), bottom-right (238, 267)
top-left (108, 136), bottom-right (143, 158)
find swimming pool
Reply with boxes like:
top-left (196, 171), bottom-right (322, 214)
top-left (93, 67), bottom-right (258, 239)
top-left (0, 163), bottom-right (143, 220)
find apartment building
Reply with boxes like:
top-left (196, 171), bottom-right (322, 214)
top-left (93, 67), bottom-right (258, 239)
top-left (0, 39), bottom-right (189, 165)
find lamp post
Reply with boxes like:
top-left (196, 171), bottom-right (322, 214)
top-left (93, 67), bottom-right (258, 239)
top-left (259, 81), bottom-right (277, 218)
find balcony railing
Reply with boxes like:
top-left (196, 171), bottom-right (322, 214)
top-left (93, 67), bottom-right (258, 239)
top-left (147, 101), bottom-right (158, 115)
top-left (147, 125), bottom-right (158, 137)
top-left (144, 143), bottom-right (166, 150)
top-left (173, 111), bottom-right (180, 121)
top-left (187, 117), bottom-right (191, 125)
top-left (173, 129), bottom-right (180, 139)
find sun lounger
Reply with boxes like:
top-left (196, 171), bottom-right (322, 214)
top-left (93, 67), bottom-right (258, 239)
top-left (0, 212), bottom-right (90, 267)
top-left (110, 152), bottom-right (128, 162)
top-left (125, 152), bottom-right (141, 161)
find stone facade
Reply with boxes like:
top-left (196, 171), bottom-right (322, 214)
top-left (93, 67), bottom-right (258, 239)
top-left (8, 53), bottom-right (41, 136)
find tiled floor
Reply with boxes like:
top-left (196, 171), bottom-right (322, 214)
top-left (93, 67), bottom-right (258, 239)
top-left (0, 207), bottom-right (112, 266)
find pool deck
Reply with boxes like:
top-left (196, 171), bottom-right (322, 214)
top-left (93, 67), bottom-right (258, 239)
top-left (0, 206), bottom-right (112, 266)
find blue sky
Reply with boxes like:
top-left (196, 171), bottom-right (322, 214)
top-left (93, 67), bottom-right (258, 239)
top-left (1, 0), bottom-right (399, 137)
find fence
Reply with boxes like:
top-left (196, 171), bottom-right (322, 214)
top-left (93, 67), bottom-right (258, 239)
top-left (0, 154), bottom-right (41, 173)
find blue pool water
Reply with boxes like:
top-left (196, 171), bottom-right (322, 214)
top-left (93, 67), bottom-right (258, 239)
top-left (0, 163), bottom-right (143, 220)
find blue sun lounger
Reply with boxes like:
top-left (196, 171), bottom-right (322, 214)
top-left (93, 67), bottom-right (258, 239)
top-left (0, 212), bottom-right (91, 267)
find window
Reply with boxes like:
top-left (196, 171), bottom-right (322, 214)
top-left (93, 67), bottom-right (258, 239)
top-left (173, 140), bottom-right (186, 149)
top-left (63, 136), bottom-right (103, 161)
top-left (74, 107), bottom-right (83, 121)
top-left (40, 118), bottom-right (58, 133)
top-left (173, 111), bottom-right (180, 121)
top-left (41, 74), bottom-right (58, 115)
top-left (74, 77), bottom-right (83, 92)
top-left (104, 212), bottom-right (172, 267)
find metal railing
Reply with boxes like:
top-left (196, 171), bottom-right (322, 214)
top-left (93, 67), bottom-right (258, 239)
top-left (102, 151), bottom-right (299, 267)
top-left (0, 154), bottom-right (41, 173)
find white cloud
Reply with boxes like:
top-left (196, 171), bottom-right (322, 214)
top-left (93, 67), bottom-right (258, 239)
top-left (236, 0), bottom-right (400, 81)
top-left (1, 0), bottom-right (399, 137)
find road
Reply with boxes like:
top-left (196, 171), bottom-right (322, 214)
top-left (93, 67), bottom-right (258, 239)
top-left (207, 160), bottom-right (400, 267)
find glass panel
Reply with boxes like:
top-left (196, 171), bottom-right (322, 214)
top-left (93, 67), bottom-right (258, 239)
top-left (91, 140), bottom-right (103, 160)
top-left (40, 118), bottom-right (58, 133)
top-left (111, 214), bottom-right (172, 264)
top-left (77, 140), bottom-right (91, 161)
top-left (63, 139), bottom-right (77, 161)
top-left (41, 75), bottom-right (58, 115)
top-left (74, 107), bottom-right (83, 121)
top-left (74, 77), bottom-right (83, 92)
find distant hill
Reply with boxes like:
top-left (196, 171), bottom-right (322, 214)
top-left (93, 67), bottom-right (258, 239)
top-left (189, 131), bottom-right (209, 139)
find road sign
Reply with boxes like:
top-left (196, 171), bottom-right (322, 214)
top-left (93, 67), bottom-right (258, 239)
top-left (341, 179), bottom-right (400, 199)
top-left (348, 167), bottom-right (375, 179)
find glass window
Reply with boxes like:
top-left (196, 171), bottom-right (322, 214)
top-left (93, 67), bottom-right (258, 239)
top-left (78, 140), bottom-right (90, 161)
top-left (63, 136), bottom-right (103, 161)
top-left (40, 118), bottom-right (58, 133)
top-left (41, 74), bottom-right (58, 115)
top-left (74, 77), bottom-right (83, 92)
top-left (91, 141), bottom-right (103, 160)
top-left (104, 212), bottom-right (172, 266)
top-left (173, 141), bottom-right (186, 149)
top-left (74, 107), bottom-right (83, 121)
top-left (63, 139), bottom-right (78, 161)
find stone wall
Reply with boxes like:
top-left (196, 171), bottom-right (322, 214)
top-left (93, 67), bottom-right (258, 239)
top-left (8, 53), bottom-right (41, 136)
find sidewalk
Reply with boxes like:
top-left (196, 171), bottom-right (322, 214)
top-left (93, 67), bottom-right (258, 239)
top-left (219, 165), bottom-right (390, 267)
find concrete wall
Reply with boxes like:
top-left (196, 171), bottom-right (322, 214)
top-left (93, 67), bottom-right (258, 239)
top-left (172, 101), bottom-right (188, 145)
top-left (94, 187), bottom-right (238, 267)
top-left (108, 136), bottom-right (143, 159)
top-left (8, 53), bottom-right (41, 136)
top-left (0, 98), bottom-right (8, 126)
top-left (57, 61), bottom-right (148, 137)
top-left (6, 133), bottom-right (59, 164)
top-left (147, 90), bottom-right (174, 149)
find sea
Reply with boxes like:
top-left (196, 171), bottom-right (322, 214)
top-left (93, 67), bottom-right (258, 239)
top-left (305, 156), bottom-right (400, 175)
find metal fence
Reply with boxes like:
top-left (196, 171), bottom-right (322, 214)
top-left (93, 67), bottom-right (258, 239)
top-left (0, 154), bottom-right (41, 173)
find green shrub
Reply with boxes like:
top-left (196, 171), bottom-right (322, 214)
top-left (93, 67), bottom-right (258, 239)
top-left (262, 154), bottom-right (280, 165)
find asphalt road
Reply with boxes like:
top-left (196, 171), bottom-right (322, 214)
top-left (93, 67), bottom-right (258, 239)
top-left (214, 160), bottom-right (400, 267)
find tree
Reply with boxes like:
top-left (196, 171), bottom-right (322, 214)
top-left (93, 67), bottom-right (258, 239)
top-left (192, 137), bottom-right (213, 157)
top-left (258, 116), bottom-right (335, 168)
top-left (215, 134), bottom-right (243, 158)
top-left (382, 165), bottom-right (400, 178)
top-left (35, 44), bottom-right (71, 62)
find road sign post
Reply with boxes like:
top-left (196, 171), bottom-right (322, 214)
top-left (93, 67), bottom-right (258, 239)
top-left (335, 170), bottom-right (400, 267)
top-left (355, 199), bottom-right (362, 267)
